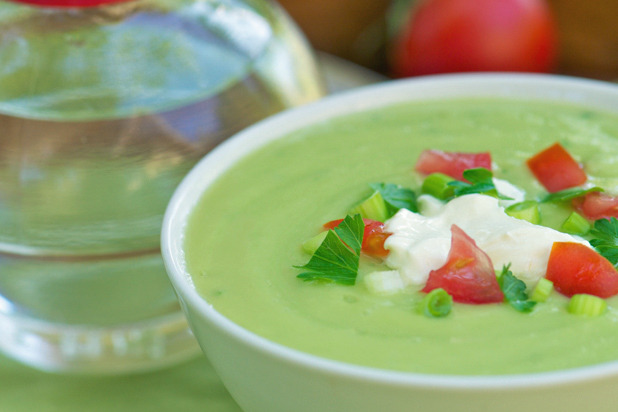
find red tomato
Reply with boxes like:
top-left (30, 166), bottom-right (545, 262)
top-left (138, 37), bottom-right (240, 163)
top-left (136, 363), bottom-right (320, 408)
top-left (390, 0), bottom-right (558, 77)
top-left (526, 142), bottom-right (587, 192)
top-left (572, 192), bottom-right (618, 221)
top-left (546, 242), bottom-right (618, 298)
top-left (324, 219), bottom-right (391, 258)
top-left (414, 149), bottom-right (491, 181)
top-left (421, 225), bottom-right (504, 304)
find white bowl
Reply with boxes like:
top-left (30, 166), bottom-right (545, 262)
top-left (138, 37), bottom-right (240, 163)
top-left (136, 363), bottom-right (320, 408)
top-left (162, 74), bottom-right (618, 412)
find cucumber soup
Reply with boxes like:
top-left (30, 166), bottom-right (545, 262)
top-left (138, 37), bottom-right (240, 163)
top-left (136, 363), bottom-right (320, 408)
top-left (184, 98), bottom-right (618, 376)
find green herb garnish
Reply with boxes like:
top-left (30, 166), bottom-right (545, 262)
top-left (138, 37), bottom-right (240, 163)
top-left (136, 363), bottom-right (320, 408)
top-left (560, 211), bottom-right (591, 235)
top-left (350, 190), bottom-right (389, 221)
top-left (542, 186), bottom-right (603, 203)
top-left (505, 200), bottom-right (541, 224)
top-left (301, 231), bottom-right (328, 255)
top-left (418, 288), bottom-right (453, 318)
top-left (421, 173), bottom-right (456, 200)
top-left (497, 264), bottom-right (536, 312)
top-left (589, 217), bottom-right (618, 267)
top-left (295, 214), bottom-right (364, 285)
top-left (369, 182), bottom-right (418, 216)
top-left (447, 168), bottom-right (511, 199)
top-left (568, 294), bottom-right (607, 317)
top-left (530, 278), bottom-right (554, 302)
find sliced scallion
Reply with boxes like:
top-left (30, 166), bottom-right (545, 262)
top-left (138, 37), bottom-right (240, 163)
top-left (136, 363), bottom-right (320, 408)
top-left (418, 288), bottom-right (453, 318)
top-left (421, 173), bottom-right (456, 200)
top-left (560, 211), bottom-right (591, 235)
top-left (301, 231), bottom-right (328, 255)
top-left (530, 278), bottom-right (554, 302)
top-left (567, 294), bottom-right (606, 317)
top-left (505, 201), bottom-right (541, 224)
top-left (350, 190), bottom-right (388, 222)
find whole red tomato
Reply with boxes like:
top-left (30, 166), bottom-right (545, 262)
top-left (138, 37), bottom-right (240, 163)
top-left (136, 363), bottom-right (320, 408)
top-left (390, 0), bottom-right (558, 77)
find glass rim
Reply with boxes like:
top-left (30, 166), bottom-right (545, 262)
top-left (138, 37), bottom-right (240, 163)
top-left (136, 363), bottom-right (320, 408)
top-left (6, 0), bottom-right (135, 8)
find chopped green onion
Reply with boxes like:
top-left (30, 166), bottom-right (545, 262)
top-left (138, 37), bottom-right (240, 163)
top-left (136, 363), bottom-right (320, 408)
top-left (530, 278), bottom-right (554, 302)
top-left (560, 211), bottom-right (591, 235)
top-left (350, 190), bottom-right (388, 222)
top-left (301, 230), bottom-right (328, 255)
top-left (505, 201), bottom-right (541, 224)
top-left (418, 288), bottom-right (453, 318)
top-left (421, 173), bottom-right (456, 200)
top-left (543, 186), bottom-right (603, 203)
top-left (567, 294), bottom-right (606, 317)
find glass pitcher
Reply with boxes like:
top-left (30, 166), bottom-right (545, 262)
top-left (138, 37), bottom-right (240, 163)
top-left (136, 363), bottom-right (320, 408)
top-left (0, 0), bottom-right (324, 374)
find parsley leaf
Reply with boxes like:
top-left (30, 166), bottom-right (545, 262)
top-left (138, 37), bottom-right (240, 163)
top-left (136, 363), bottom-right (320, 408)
top-left (543, 186), bottom-right (603, 203)
top-left (497, 264), bottom-right (536, 312)
top-left (447, 168), bottom-right (511, 199)
top-left (333, 214), bottom-right (363, 255)
top-left (589, 217), bottom-right (618, 267)
top-left (369, 182), bottom-right (418, 217)
top-left (295, 214), bottom-right (364, 285)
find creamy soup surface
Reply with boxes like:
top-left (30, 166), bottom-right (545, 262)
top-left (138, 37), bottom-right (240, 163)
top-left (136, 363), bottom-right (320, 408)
top-left (184, 98), bottom-right (618, 375)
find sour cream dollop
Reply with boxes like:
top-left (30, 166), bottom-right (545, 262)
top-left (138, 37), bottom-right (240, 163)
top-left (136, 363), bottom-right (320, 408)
top-left (382, 194), bottom-right (589, 289)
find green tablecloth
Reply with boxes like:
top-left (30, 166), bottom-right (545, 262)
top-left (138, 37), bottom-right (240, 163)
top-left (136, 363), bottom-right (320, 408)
top-left (0, 55), bottom-right (383, 412)
top-left (0, 353), bottom-right (242, 411)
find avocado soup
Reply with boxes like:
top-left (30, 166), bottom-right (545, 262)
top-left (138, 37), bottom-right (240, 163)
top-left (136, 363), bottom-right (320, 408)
top-left (183, 98), bottom-right (618, 375)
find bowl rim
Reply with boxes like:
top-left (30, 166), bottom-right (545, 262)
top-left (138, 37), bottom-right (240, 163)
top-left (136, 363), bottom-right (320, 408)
top-left (162, 72), bottom-right (618, 390)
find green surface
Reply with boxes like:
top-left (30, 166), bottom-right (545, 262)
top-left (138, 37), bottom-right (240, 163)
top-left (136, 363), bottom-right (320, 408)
top-left (185, 98), bottom-right (618, 376)
top-left (0, 353), bottom-right (241, 411)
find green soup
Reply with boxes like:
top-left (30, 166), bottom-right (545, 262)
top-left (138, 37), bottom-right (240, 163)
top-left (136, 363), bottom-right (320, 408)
top-left (184, 98), bottom-right (618, 375)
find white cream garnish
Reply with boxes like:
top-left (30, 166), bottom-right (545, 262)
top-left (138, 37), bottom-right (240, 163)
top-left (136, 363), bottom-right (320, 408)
top-left (383, 194), bottom-right (589, 289)
top-left (364, 270), bottom-right (406, 296)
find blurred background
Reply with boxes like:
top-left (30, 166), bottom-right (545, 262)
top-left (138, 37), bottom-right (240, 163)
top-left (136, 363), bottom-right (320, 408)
top-left (278, 0), bottom-right (618, 81)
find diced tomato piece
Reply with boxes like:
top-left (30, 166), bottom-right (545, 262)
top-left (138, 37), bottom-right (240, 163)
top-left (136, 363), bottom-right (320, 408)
top-left (414, 149), bottom-right (492, 182)
top-left (526, 142), bottom-right (587, 193)
top-left (572, 192), bottom-right (618, 221)
top-left (324, 219), bottom-right (391, 258)
top-left (421, 225), bottom-right (504, 304)
top-left (362, 220), bottom-right (392, 258)
top-left (546, 242), bottom-right (618, 298)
